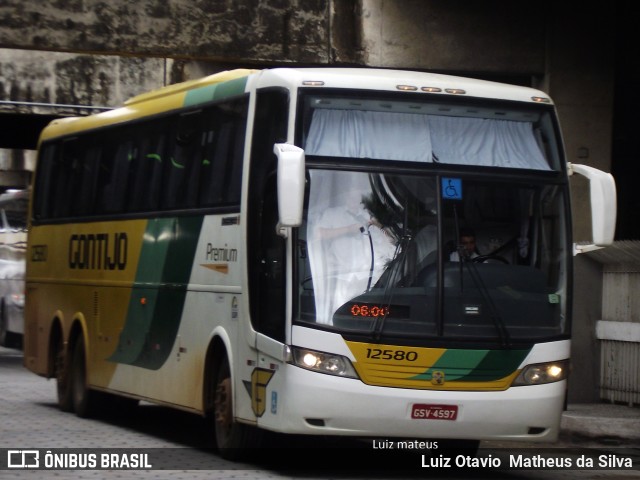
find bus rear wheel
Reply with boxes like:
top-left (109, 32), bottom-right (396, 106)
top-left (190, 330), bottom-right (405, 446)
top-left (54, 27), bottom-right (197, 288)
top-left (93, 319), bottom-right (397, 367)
top-left (70, 335), bottom-right (101, 418)
top-left (55, 335), bottom-right (73, 412)
top-left (213, 355), bottom-right (261, 459)
top-left (0, 302), bottom-right (8, 347)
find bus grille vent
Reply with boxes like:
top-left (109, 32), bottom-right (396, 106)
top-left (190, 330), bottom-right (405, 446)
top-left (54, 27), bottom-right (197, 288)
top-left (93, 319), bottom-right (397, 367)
top-left (93, 291), bottom-right (99, 318)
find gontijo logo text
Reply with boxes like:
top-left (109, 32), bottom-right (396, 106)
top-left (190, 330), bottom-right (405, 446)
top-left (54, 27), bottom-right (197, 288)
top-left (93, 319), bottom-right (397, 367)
top-left (68, 233), bottom-right (128, 270)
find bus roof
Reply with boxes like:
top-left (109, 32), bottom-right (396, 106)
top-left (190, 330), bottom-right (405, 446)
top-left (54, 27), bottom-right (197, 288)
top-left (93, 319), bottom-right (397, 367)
top-left (38, 69), bottom-right (258, 143)
top-left (253, 67), bottom-right (552, 105)
top-left (38, 67), bottom-right (553, 143)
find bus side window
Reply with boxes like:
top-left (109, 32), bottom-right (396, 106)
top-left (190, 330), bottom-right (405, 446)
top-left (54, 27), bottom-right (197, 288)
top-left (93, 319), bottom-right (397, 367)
top-left (52, 138), bottom-right (83, 219)
top-left (200, 123), bottom-right (229, 207)
top-left (71, 142), bottom-right (101, 217)
top-left (256, 181), bottom-right (286, 340)
top-left (199, 99), bottom-right (248, 207)
top-left (102, 138), bottom-right (135, 214)
top-left (33, 144), bottom-right (57, 220)
top-left (164, 110), bottom-right (204, 210)
top-left (126, 120), bottom-right (169, 213)
top-left (224, 119), bottom-right (245, 204)
top-left (247, 88), bottom-right (289, 342)
top-left (36, 136), bottom-right (104, 219)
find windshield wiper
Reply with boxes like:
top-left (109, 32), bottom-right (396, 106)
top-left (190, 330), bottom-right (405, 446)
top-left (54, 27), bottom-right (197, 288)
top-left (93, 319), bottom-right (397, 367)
top-left (371, 231), bottom-right (413, 341)
top-left (462, 259), bottom-right (511, 348)
top-left (449, 204), bottom-right (510, 347)
top-left (361, 225), bottom-right (375, 291)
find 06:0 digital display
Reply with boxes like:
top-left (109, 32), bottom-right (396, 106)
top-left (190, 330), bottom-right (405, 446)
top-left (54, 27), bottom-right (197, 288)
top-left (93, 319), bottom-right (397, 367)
top-left (350, 304), bottom-right (389, 317)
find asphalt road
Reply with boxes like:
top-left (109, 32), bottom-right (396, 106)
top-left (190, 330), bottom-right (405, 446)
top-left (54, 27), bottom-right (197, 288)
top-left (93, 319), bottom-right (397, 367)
top-left (1, 346), bottom-right (638, 480)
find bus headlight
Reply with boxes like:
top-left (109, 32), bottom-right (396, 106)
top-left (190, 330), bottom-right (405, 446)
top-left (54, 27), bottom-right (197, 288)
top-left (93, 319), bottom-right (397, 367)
top-left (512, 360), bottom-right (569, 386)
top-left (290, 347), bottom-right (358, 379)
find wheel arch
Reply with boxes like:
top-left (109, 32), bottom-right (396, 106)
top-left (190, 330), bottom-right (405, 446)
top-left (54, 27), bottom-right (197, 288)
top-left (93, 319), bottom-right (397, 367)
top-left (67, 316), bottom-right (86, 356)
top-left (202, 328), bottom-right (233, 416)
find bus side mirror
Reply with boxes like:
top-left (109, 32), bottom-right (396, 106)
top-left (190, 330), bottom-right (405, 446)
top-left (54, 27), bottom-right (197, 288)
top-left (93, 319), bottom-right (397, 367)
top-left (569, 163), bottom-right (617, 253)
top-left (274, 143), bottom-right (305, 236)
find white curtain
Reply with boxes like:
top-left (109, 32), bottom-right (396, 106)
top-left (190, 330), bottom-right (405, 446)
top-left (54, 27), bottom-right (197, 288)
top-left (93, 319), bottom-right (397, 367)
top-left (428, 115), bottom-right (549, 170)
top-left (305, 110), bottom-right (433, 162)
top-left (305, 109), bottom-right (550, 170)
top-left (306, 170), bottom-right (397, 324)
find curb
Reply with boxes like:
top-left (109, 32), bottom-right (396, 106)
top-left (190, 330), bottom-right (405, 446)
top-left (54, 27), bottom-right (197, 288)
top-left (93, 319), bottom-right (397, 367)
top-left (561, 404), bottom-right (640, 444)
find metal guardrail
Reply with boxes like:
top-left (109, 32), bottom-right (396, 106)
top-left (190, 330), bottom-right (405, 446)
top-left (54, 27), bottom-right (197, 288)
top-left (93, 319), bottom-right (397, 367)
top-left (0, 100), bottom-right (112, 112)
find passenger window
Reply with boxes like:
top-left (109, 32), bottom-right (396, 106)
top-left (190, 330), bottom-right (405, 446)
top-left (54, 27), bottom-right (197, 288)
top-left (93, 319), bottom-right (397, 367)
top-left (97, 133), bottom-right (132, 214)
top-left (164, 110), bottom-right (205, 210)
top-left (126, 121), bottom-right (169, 212)
top-left (199, 100), bottom-right (248, 207)
top-left (34, 96), bottom-right (248, 220)
top-left (51, 138), bottom-right (83, 218)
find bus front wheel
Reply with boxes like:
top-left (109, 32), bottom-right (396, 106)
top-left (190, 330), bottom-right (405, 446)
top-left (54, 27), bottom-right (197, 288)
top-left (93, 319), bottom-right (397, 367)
top-left (213, 355), bottom-right (261, 459)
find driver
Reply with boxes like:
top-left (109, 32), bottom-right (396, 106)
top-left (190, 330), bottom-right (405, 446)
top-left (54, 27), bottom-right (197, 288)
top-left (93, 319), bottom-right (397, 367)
top-left (450, 228), bottom-right (480, 262)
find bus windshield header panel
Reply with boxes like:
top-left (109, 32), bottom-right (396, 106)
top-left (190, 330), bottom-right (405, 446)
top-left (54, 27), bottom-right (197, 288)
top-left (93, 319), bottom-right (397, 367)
top-left (299, 91), bottom-right (562, 172)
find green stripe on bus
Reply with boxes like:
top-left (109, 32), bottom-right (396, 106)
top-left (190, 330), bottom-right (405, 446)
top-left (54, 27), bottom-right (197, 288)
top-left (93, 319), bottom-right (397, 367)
top-left (455, 349), bottom-right (530, 382)
top-left (184, 77), bottom-right (249, 107)
top-left (109, 216), bottom-right (204, 370)
top-left (410, 348), bottom-right (530, 382)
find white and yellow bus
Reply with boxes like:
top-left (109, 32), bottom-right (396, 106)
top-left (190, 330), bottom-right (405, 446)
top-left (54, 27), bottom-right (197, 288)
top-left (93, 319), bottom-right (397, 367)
top-left (24, 68), bottom-right (616, 457)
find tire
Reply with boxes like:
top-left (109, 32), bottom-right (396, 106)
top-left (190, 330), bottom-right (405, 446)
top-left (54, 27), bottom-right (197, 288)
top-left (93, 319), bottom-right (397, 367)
top-left (213, 355), bottom-right (261, 459)
top-left (70, 335), bottom-right (101, 418)
top-left (55, 335), bottom-right (73, 412)
top-left (0, 303), bottom-right (7, 347)
top-left (0, 301), bottom-right (20, 349)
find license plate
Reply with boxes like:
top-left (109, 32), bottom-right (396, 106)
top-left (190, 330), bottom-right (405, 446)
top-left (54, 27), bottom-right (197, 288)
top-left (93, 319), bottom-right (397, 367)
top-left (411, 404), bottom-right (458, 420)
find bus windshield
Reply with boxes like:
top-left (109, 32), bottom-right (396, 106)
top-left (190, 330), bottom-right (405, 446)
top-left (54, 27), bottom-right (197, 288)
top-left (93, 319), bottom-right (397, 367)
top-left (295, 93), bottom-right (569, 345)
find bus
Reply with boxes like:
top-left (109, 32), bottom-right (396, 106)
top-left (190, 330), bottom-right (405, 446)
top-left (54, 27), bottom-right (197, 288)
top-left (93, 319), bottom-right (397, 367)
top-left (0, 188), bottom-right (28, 349)
top-left (24, 67), bottom-right (616, 457)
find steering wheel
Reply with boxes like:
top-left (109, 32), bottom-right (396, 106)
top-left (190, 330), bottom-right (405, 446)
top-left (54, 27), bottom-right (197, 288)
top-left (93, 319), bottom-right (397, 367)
top-left (471, 254), bottom-right (509, 264)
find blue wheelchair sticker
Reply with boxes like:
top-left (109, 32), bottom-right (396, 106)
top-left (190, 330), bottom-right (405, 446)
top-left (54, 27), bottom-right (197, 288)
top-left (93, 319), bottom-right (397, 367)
top-left (442, 178), bottom-right (462, 200)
